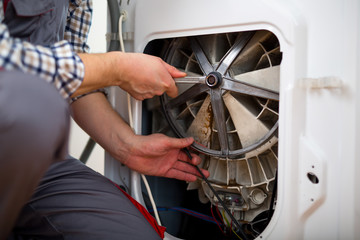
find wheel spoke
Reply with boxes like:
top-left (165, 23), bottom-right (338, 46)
top-left (233, 66), bottom-right (280, 92)
top-left (166, 84), bottom-right (208, 109)
top-left (161, 31), bottom-right (281, 158)
top-left (216, 31), bottom-right (255, 75)
top-left (210, 89), bottom-right (229, 156)
top-left (222, 76), bottom-right (279, 101)
top-left (189, 37), bottom-right (214, 75)
top-left (223, 92), bottom-right (269, 148)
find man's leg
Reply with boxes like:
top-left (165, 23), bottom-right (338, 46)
top-left (10, 157), bottom-right (163, 240)
top-left (0, 71), bottom-right (70, 239)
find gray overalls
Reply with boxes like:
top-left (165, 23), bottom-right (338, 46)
top-left (0, 1), bottom-right (162, 239)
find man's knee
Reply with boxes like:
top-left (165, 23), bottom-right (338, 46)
top-left (0, 71), bottom-right (71, 239)
top-left (0, 70), bottom-right (70, 164)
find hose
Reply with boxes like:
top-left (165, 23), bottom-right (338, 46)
top-left (80, 0), bottom-right (121, 164)
top-left (107, 0), bottom-right (121, 52)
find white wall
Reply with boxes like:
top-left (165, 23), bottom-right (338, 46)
top-left (69, 1), bottom-right (108, 174)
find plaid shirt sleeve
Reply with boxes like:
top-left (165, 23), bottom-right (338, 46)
top-left (0, 24), bottom-right (84, 100)
top-left (65, 0), bottom-right (93, 54)
top-left (65, 0), bottom-right (107, 103)
top-left (0, 0), bottom-right (94, 101)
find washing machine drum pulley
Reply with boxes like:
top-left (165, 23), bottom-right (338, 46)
top-left (160, 30), bottom-right (281, 159)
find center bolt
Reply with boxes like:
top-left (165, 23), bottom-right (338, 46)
top-left (206, 72), bottom-right (223, 88)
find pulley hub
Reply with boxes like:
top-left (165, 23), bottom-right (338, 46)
top-left (206, 72), bottom-right (222, 88)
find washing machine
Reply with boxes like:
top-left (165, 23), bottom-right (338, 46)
top-left (103, 0), bottom-right (360, 239)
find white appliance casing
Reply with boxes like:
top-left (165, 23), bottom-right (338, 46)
top-left (105, 0), bottom-right (360, 239)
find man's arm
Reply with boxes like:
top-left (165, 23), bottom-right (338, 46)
top-left (0, 0), bottom-right (92, 101)
top-left (67, 0), bottom-right (206, 180)
top-left (71, 92), bottom-right (209, 182)
top-left (0, 23), bottom-right (84, 100)
top-left (64, 0), bottom-right (185, 100)
top-left (74, 52), bottom-right (186, 99)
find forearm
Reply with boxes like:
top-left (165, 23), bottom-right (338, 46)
top-left (70, 91), bottom-right (135, 164)
top-left (72, 53), bottom-right (117, 97)
top-left (71, 91), bottom-right (209, 181)
top-left (73, 51), bottom-right (186, 100)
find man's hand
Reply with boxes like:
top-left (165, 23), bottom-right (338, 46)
top-left (116, 134), bottom-right (209, 182)
top-left (71, 92), bottom-right (209, 182)
top-left (73, 52), bottom-right (186, 99)
top-left (114, 53), bottom-right (185, 100)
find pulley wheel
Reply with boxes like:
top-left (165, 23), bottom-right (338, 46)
top-left (160, 31), bottom-right (281, 158)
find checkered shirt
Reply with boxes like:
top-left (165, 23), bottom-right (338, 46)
top-left (0, 0), bottom-right (93, 101)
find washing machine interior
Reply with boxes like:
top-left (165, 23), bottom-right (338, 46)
top-left (103, 0), bottom-right (360, 239)
top-left (141, 30), bottom-right (281, 239)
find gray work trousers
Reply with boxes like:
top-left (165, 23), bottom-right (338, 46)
top-left (0, 71), bottom-right (162, 240)
top-left (0, 71), bottom-right (70, 239)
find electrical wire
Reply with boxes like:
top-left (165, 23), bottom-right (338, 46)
top-left (141, 175), bottom-right (162, 225)
top-left (118, 11), bottom-right (162, 227)
top-left (222, 210), bottom-right (242, 240)
top-left (104, 0), bottom-right (132, 193)
top-left (118, 14), bottom-right (125, 54)
top-left (149, 207), bottom-right (219, 225)
top-left (222, 210), bottom-right (231, 228)
top-left (118, 8), bottom-right (247, 238)
top-left (215, 203), bottom-right (224, 222)
top-left (182, 148), bottom-right (249, 240)
top-left (172, 207), bottom-right (215, 224)
top-left (211, 204), bottom-right (226, 235)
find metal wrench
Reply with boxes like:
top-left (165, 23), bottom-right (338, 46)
top-left (174, 76), bottom-right (206, 84)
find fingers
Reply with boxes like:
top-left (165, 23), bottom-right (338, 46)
top-left (164, 79), bottom-right (178, 98)
top-left (173, 160), bottom-right (200, 175)
top-left (165, 164), bottom-right (210, 182)
top-left (178, 158), bottom-right (210, 179)
top-left (170, 154), bottom-right (210, 179)
top-left (161, 61), bottom-right (186, 98)
top-left (119, 53), bottom-right (184, 99)
top-left (166, 137), bottom-right (194, 150)
top-left (165, 168), bottom-right (198, 182)
top-left (162, 61), bottom-right (187, 78)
